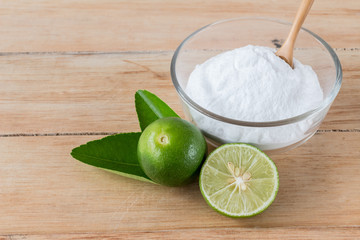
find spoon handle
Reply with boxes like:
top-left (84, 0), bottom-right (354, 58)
top-left (287, 0), bottom-right (314, 47)
top-left (276, 0), bottom-right (314, 68)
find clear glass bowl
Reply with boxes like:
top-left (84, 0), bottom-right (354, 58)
top-left (171, 17), bottom-right (342, 154)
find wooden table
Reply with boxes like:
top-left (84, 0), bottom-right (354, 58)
top-left (1, 1), bottom-right (359, 239)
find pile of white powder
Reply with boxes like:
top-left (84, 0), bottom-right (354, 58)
top-left (185, 45), bottom-right (324, 150)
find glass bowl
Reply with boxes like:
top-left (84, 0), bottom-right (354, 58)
top-left (170, 17), bottom-right (342, 154)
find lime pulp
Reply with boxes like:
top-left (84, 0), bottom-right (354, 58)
top-left (199, 143), bottom-right (279, 217)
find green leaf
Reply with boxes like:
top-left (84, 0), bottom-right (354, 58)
top-left (135, 90), bottom-right (179, 131)
top-left (71, 132), bottom-right (156, 184)
top-left (71, 90), bottom-right (180, 184)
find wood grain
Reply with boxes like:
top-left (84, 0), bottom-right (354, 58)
top-left (0, 0), bottom-right (359, 53)
top-left (0, 49), bottom-right (358, 134)
top-left (2, 227), bottom-right (360, 240)
top-left (0, 0), bottom-right (359, 238)
top-left (0, 132), bottom-right (359, 234)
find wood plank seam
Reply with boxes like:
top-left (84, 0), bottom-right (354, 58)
top-left (0, 48), bottom-right (358, 57)
top-left (1, 226), bottom-right (360, 238)
top-left (0, 129), bottom-right (359, 138)
top-left (0, 50), bottom-right (174, 56)
top-left (0, 132), bottom-right (119, 137)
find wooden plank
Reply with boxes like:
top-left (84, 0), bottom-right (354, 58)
top-left (2, 227), bottom-right (360, 240)
top-left (0, 51), bottom-right (175, 134)
top-left (0, 50), bottom-right (358, 134)
top-left (323, 49), bottom-right (360, 130)
top-left (0, 0), bottom-right (359, 52)
top-left (0, 132), bottom-right (359, 234)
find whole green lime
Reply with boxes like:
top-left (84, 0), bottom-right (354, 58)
top-left (137, 117), bottom-right (207, 187)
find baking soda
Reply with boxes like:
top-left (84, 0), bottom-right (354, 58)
top-left (185, 45), bottom-right (324, 150)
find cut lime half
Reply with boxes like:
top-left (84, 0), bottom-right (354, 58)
top-left (199, 143), bottom-right (279, 217)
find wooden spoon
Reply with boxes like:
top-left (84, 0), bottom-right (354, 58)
top-left (276, 0), bottom-right (314, 68)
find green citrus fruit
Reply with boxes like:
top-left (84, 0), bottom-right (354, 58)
top-left (199, 143), bottom-right (279, 217)
top-left (137, 117), bottom-right (207, 187)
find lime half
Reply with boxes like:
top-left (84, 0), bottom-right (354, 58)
top-left (199, 143), bottom-right (279, 217)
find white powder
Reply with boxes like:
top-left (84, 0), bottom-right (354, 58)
top-left (185, 45), bottom-right (324, 150)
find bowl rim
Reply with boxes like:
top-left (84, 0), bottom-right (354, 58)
top-left (170, 17), bottom-right (342, 127)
